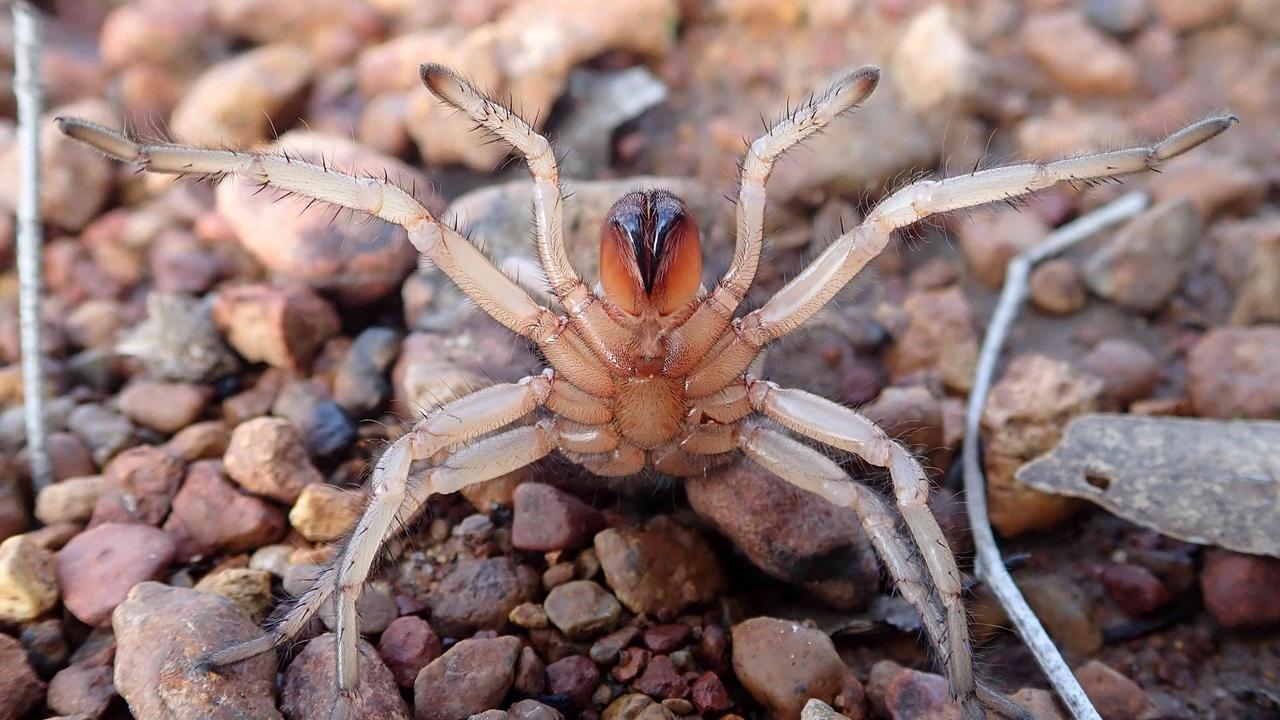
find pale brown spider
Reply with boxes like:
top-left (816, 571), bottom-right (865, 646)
top-left (58, 64), bottom-right (1234, 720)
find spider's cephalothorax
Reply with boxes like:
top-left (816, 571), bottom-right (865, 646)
top-left (57, 60), bottom-right (1235, 720)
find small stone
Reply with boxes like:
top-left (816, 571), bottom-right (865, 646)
top-left (890, 5), bottom-right (980, 112)
top-left (250, 543), bottom-right (294, 577)
top-left (510, 699), bottom-right (564, 720)
top-left (1083, 200), bottom-right (1202, 314)
top-left (90, 445), bottom-right (186, 526)
top-left (113, 582), bottom-right (281, 720)
top-left (166, 420), bottom-right (232, 461)
top-left (732, 617), bottom-right (853, 719)
top-left (212, 283), bottom-right (341, 372)
top-left (604, 694), bottom-right (660, 720)
top-left (881, 286), bottom-right (979, 392)
top-left (118, 381), bottom-right (211, 434)
top-left (546, 654), bottom-right (602, 709)
top-left (1021, 10), bottom-right (1138, 95)
top-left (1028, 259), bottom-right (1087, 315)
top-left (595, 517), bottom-right (727, 618)
top-left (1080, 339), bottom-right (1158, 409)
top-left (544, 562), bottom-right (576, 590)
top-left (643, 624), bottom-right (690, 654)
top-left (334, 326), bottom-right (401, 416)
top-left (223, 369), bottom-right (285, 426)
top-left (289, 483), bottom-right (363, 542)
top-left (35, 474), bottom-right (104, 525)
top-left (661, 698), bottom-right (694, 716)
top-left (981, 354), bottom-right (1099, 536)
top-left (378, 615), bottom-right (442, 688)
top-left (1150, 0), bottom-right (1236, 29)
top-left (0, 476), bottom-right (29, 543)
top-left (1007, 688), bottom-right (1066, 720)
top-left (171, 43), bottom-right (314, 148)
top-left (513, 644), bottom-right (547, 696)
top-left (195, 567), bottom-right (274, 623)
top-left (1149, 155), bottom-right (1266, 219)
top-left (1201, 549), bottom-right (1280, 629)
top-left (48, 659), bottom-right (116, 718)
top-left (1074, 660), bottom-right (1159, 720)
top-left (1186, 327), bottom-right (1280, 419)
top-left (116, 292), bottom-right (240, 383)
top-left (282, 633), bottom-right (410, 720)
top-left (1018, 575), bottom-right (1103, 656)
top-left (33, 431), bottom-right (97, 482)
top-left (68, 402), bottom-right (135, 466)
top-left (587, 625), bottom-right (637, 667)
top-left (634, 655), bottom-right (689, 700)
top-left (0, 534), bottom-right (59, 622)
top-left (273, 379), bottom-right (356, 457)
top-left (430, 557), bottom-right (537, 637)
top-left (1086, 0), bottom-right (1151, 34)
top-left (224, 417), bottom-right (324, 503)
top-left (510, 601), bottom-right (550, 629)
top-left (513, 483), bottom-right (607, 552)
top-left (413, 635), bottom-right (522, 720)
top-left (688, 456), bottom-right (880, 610)
top-left (0, 634), bottom-right (45, 719)
top-left (164, 460), bottom-right (287, 562)
top-left (866, 661), bottom-right (958, 720)
top-left (613, 647), bottom-right (651, 683)
top-left (1101, 563), bottom-right (1173, 616)
top-left (20, 618), bottom-right (70, 676)
top-left (59, 522), bottom-right (176, 626)
top-left (691, 672), bottom-right (731, 714)
top-left (545, 580), bottom-right (623, 640)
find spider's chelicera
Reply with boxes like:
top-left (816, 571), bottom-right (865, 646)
top-left (57, 62), bottom-right (1235, 720)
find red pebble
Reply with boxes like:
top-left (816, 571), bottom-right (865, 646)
top-left (1101, 563), bottom-right (1173, 616)
top-left (633, 655), bottom-right (689, 700)
top-left (377, 615), bottom-right (442, 688)
top-left (691, 672), bottom-right (731, 714)
top-left (642, 623), bottom-right (690, 654)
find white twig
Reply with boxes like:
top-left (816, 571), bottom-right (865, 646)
top-left (963, 191), bottom-right (1149, 720)
top-left (13, 1), bottom-right (50, 491)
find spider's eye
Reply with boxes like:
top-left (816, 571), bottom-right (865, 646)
top-left (600, 190), bottom-right (702, 315)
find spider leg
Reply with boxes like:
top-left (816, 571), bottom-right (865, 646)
top-left (737, 422), bottom-right (1029, 720)
top-left (419, 63), bottom-right (578, 301)
top-left (667, 65), bottom-right (879, 374)
top-left (54, 118), bottom-right (563, 345)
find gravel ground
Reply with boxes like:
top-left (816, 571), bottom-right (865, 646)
top-left (0, 1), bottom-right (1277, 719)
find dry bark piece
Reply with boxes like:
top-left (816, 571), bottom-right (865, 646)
top-left (1018, 414), bottom-right (1280, 557)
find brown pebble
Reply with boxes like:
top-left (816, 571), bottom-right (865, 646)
top-left (633, 655), bottom-right (689, 700)
top-left (212, 283), bottom-right (340, 372)
top-left (690, 672), bottom-right (731, 714)
top-left (223, 417), bottom-right (324, 503)
top-left (1028, 259), bottom-right (1087, 315)
top-left (590, 625), bottom-right (640, 665)
top-left (613, 647), bottom-right (652, 682)
top-left (413, 635), bottom-right (522, 720)
top-left (595, 517), bottom-right (726, 618)
top-left (643, 624), bottom-right (690, 654)
top-left (58, 522), bottom-right (176, 626)
top-left (163, 460), bottom-right (287, 562)
top-left (547, 654), bottom-right (602, 709)
top-left (0, 634), bottom-right (46, 719)
top-left (513, 644), bottom-right (547, 696)
top-left (1201, 549), bottom-right (1280, 629)
top-left (166, 420), bottom-right (231, 460)
top-left (377, 615), bottom-right (442, 688)
top-left (1074, 660), bottom-right (1159, 720)
top-left (118, 380), bottom-right (211, 434)
top-left (545, 579), bottom-right (623, 639)
top-left (1101, 563), bottom-right (1173, 616)
top-left (90, 445), bottom-right (186, 526)
top-left (513, 482), bottom-right (607, 552)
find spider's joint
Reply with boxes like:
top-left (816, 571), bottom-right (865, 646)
top-left (744, 377), bottom-right (777, 411)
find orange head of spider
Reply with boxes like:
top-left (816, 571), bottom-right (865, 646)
top-left (599, 189), bottom-right (703, 316)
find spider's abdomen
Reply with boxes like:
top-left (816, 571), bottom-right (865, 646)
top-left (612, 374), bottom-right (686, 449)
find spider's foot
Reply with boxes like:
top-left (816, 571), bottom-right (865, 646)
top-left (975, 683), bottom-right (1033, 720)
top-left (194, 632), bottom-right (281, 673)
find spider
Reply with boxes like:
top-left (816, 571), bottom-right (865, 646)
top-left (57, 63), bottom-right (1234, 720)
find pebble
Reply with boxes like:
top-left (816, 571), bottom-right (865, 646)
top-left (90, 445), bottom-right (186, 527)
top-left (603, 694), bottom-right (669, 720)
top-left (1007, 688), bottom-right (1066, 720)
top-left (691, 672), bottom-right (731, 714)
top-left (510, 602), bottom-right (550, 629)
top-left (544, 580), bottom-right (623, 640)
top-left (1084, 199), bottom-right (1202, 314)
top-left (881, 286), bottom-right (979, 392)
top-left (35, 474), bottom-right (103, 525)
top-left (1101, 563), bottom-right (1174, 616)
top-left (0, 634), bottom-right (45, 719)
top-left (643, 624), bottom-right (690, 654)
top-left (194, 567), bottom-right (274, 623)
top-left (20, 617), bottom-right (70, 676)
top-left (166, 420), bottom-right (232, 461)
top-left (34, 431), bottom-right (97, 482)
top-left (1080, 339), bottom-right (1159, 409)
top-left (514, 644), bottom-right (548, 696)
top-left (289, 483), bottom-right (363, 542)
top-left (281, 633), bottom-right (410, 720)
top-left (164, 460), bottom-right (287, 561)
top-left (1150, 0), bottom-right (1237, 29)
top-left (1021, 10), bottom-right (1138, 95)
top-left (614, 647), bottom-right (651, 682)
top-left (1200, 549), bottom-right (1280, 629)
top-left (0, 99), bottom-right (116, 231)
top-left (688, 460), bottom-right (880, 610)
top-left (1018, 574), bottom-right (1103, 656)
top-left (1148, 154), bottom-right (1266, 219)
top-left (980, 354), bottom-right (1100, 536)
top-left (513, 483), bottom-right (607, 552)
top-left (377, 615), bottom-right (442, 688)
top-left (413, 635), bottom-right (522, 720)
top-left (0, 534), bottom-right (59, 622)
top-left (732, 617), bottom-right (856, 719)
top-left (595, 517), bottom-right (727, 618)
top-left (510, 699), bottom-right (564, 720)
top-left (1186, 326), bottom-right (1280, 419)
top-left (212, 283), bottom-right (341, 372)
top-left (47, 659), bottom-right (116, 718)
top-left (113, 582), bottom-right (282, 720)
top-left (1073, 660), bottom-right (1159, 720)
top-left (1086, 0), bottom-right (1151, 34)
top-left (634, 654), bottom-right (689, 700)
top-left (215, 132), bottom-right (427, 305)
top-left (67, 402), bottom-right (135, 466)
top-left (590, 625), bottom-right (639, 665)
top-left (866, 661), bottom-right (957, 719)
top-left (170, 43), bottom-right (314, 148)
top-left (223, 370), bottom-right (285, 426)
top-left (1028, 259), bottom-right (1087, 316)
top-left (546, 654), bottom-right (602, 709)
top-left (223, 417), bottom-right (324, 503)
top-left (1214, 215), bottom-right (1280, 325)
top-left (890, 5), bottom-right (980, 112)
top-left (801, 699), bottom-right (853, 720)
top-left (334, 326), bottom-right (401, 416)
top-left (116, 292), bottom-right (241, 383)
top-left (430, 557), bottom-right (538, 636)
top-left (58, 522), bottom-right (176, 627)
top-left (118, 380), bottom-right (211, 434)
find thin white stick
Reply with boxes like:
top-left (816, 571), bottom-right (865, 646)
top-left (963, 191), bottom-right (1149, 720)
top-left (13, 1), bottom-right (50, 491)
